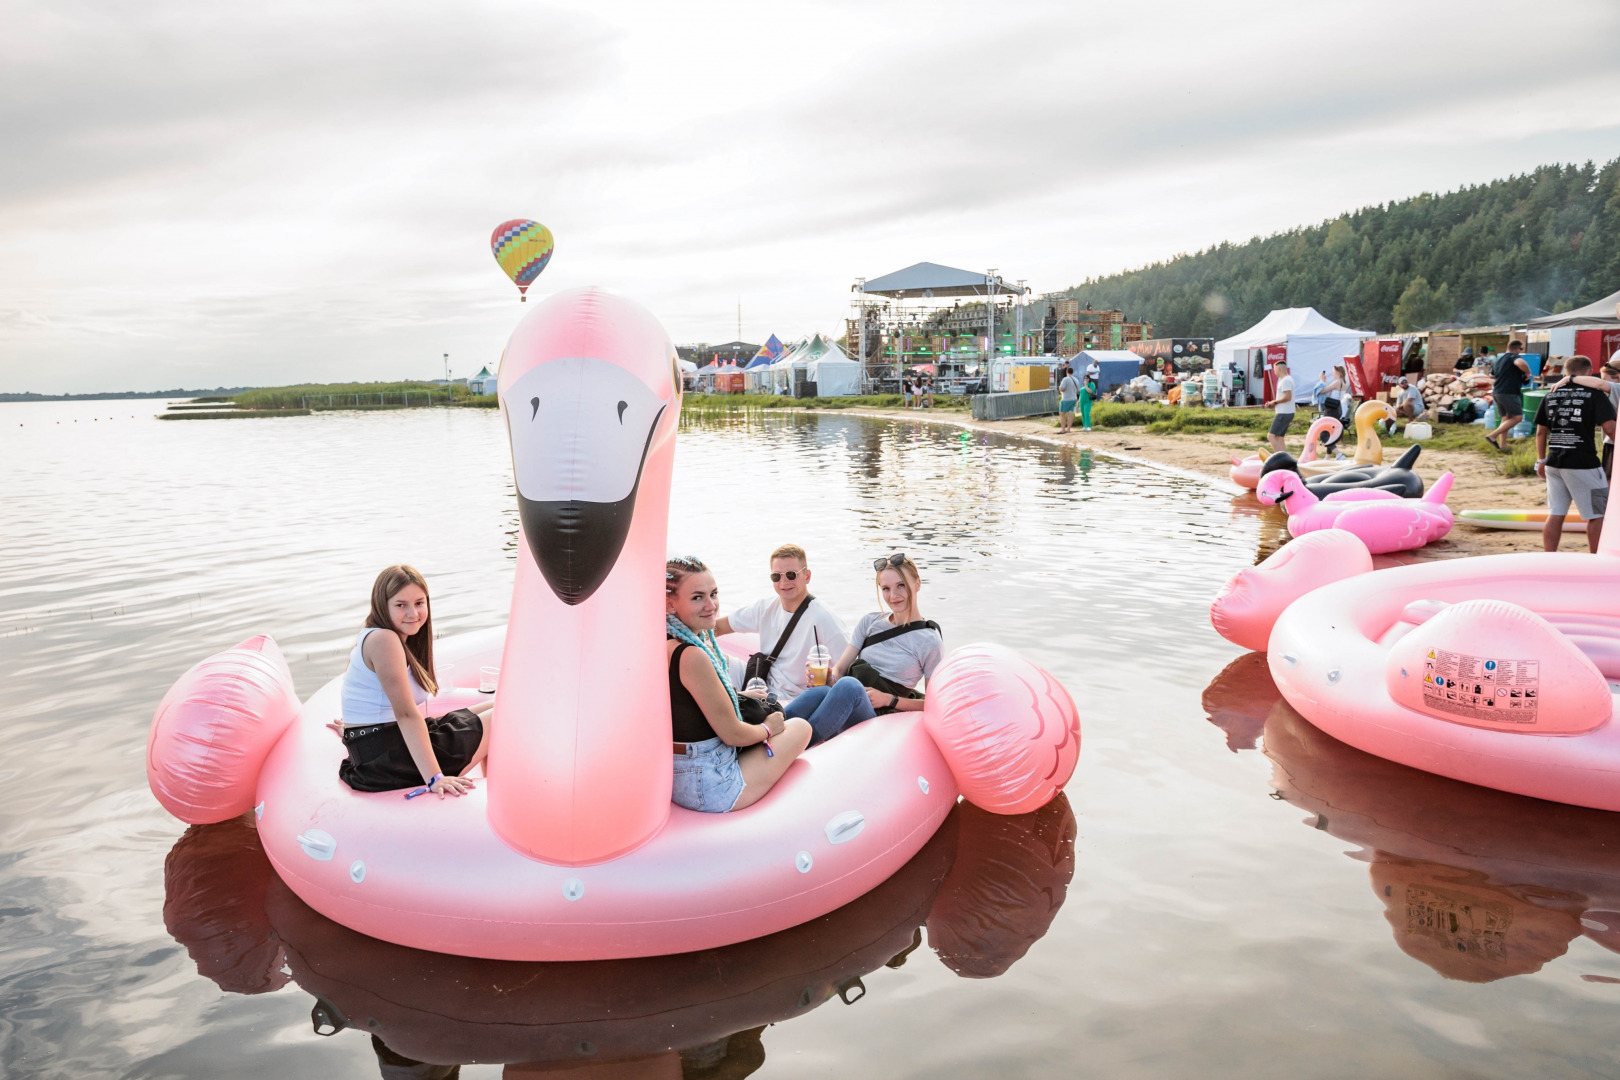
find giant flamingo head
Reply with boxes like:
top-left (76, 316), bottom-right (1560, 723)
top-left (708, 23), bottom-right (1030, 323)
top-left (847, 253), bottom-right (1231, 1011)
top-left (498, 287), bottom-right (681, 605)
top-left (1255, 468), bottom-right (1316, 512)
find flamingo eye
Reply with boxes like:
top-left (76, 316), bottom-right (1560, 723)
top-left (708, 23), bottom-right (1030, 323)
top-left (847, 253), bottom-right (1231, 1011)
top-left (617, 400), bottom-right (627, 424)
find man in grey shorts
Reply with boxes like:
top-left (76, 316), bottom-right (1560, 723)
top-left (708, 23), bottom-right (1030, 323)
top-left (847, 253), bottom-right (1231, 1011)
top-left (1535, 354), bottom-right (1616, 553)
top-left (1262, 360), bottom-right (1295, 452)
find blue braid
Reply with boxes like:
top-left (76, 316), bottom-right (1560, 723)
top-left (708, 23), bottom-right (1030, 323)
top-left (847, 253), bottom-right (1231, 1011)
top-left (665, 614), bottom-right (741, 721)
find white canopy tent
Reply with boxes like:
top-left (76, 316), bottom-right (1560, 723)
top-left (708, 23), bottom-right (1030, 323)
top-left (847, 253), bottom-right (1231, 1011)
top-left (1215, 307), bottom-right (1374, 387)
top-left (758, 333), bottom-right (858, 395)
top-left (807, 341), bottom-right (861, 396)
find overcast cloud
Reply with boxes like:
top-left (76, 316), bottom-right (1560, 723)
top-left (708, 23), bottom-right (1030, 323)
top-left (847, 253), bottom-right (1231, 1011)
top-left (2, 0), bottom-right (1618, 392)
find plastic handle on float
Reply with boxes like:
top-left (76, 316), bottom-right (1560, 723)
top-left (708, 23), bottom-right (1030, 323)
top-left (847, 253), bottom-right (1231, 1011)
top-left (825, 811), bottom-right (867, 845)
top-left (296, 830), bottom-right (336, 861)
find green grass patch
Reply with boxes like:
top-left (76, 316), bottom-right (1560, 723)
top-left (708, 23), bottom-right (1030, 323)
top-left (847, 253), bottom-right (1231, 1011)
top-left (680, 393), bottom-right (968, 413)
top-left (233, 382), bottom-right (475, 410)
top-left (159, 409), bottom-right (310, 420)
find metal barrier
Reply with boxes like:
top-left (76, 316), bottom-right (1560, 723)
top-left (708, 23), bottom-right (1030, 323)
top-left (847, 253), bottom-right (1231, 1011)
top-left (970, 389), bottom-right (1059, 421)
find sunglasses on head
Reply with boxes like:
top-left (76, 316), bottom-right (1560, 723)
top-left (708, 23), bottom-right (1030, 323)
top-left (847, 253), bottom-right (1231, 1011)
top-left (769, 570), bottom-right (803, 582)
top-left (873, 552), bottom-right (907, 572)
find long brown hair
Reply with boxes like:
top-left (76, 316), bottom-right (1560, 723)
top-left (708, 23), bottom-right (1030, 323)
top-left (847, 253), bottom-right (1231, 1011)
top-left (366, 565), bottom-right (438, 695)
top-left (874, 554), bottom-right (923, 624)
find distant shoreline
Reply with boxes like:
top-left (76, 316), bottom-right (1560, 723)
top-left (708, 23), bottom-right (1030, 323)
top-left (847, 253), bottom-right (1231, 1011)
top-left (0, 389), bottom-right (254, 402)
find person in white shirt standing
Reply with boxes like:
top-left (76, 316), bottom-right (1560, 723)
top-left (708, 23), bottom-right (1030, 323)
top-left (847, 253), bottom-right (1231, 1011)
top-left (1262, 360), bottom-right (1295, 453)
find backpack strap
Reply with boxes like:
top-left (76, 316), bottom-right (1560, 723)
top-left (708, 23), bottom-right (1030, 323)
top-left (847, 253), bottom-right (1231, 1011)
top-left (766, 596), bottom-right (815, 662)
top-left (858, 620), bottom-right (941, 653)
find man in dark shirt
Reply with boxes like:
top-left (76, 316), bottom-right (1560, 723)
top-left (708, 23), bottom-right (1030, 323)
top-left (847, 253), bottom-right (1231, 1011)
top-left (1534, 355), bottom-right (1616, 552)
top-left (1487, 339), bottom-right (1532, 451)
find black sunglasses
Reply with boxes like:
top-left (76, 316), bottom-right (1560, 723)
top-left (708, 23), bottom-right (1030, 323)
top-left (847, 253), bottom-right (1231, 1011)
top-left (872, 552), bottom-right (907, 572)
top-left (769, 570), bottom-right (803, 582)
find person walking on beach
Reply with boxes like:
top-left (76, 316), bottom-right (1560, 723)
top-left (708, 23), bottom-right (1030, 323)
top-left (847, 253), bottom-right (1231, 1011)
top-left (1534, 355), bottom-right (1615, 553)
top-left (901, 378), bottom-right (912, 409)
top-left (1079, 364), bottom-right (1098, 431)
top-left (1487, 339), bottom-right (1531, 451)
top-left (1057, 365), bottom-right (1079, 433)
top-left (1263, 360), bottom-right (1295, 453)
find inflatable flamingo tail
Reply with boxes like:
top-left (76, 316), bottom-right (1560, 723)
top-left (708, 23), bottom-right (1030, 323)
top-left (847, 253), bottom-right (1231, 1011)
top-left (1423, 471), bottom-right (1455, 505)
top-left (1209, 529), bottom-right (1374, 651)
top-left (923, 644), bottom-right (1079, 815)
top-left (148, 635), bottom-right (300, 824)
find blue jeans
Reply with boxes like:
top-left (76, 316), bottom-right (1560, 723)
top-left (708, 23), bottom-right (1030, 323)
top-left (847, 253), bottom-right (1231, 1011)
top-left (786, 677), bottom-right (877, 747)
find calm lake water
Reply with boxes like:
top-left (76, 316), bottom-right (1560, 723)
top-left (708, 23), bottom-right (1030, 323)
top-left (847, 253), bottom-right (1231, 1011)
top-left (5, 399), bottom-right (1620, 1079)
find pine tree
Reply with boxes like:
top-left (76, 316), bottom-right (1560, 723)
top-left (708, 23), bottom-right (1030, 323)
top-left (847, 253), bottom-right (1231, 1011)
top-left (1060, 160), bottom-right (1619, 336)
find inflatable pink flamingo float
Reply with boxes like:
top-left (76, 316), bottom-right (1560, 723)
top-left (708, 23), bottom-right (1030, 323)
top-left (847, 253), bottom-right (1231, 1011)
top-left (1209, 522), bottom-right (1620, 813)
top-left (1256, 467), bottom-right (1454, 554)
top-left (146, 287), bottom-right (1080, 962)
top-left (1228, 415), bottom-right (1342, 488)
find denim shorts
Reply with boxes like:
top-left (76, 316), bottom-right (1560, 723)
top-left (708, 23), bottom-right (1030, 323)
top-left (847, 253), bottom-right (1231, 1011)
top-left (672, 737), bottom-right (745, 813)
top-left (1269, 411), bottom-right (1295, 436)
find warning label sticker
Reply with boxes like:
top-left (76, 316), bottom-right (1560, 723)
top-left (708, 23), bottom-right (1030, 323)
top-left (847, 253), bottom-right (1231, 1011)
top-left (1420, 648), bottom-right (1540, 725)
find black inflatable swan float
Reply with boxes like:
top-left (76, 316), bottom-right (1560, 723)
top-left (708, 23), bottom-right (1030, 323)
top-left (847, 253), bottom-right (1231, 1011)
top-left (1259, 444), bottom-right (1425, 499)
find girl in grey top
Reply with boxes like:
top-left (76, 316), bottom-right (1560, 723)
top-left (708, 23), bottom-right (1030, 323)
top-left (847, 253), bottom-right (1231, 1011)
top-left (827, 553), bottom-right (943, 713)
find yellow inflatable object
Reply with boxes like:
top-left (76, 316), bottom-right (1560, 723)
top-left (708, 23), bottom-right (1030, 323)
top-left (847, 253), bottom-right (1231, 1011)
top-left (1353, 400), bottom-right (1397, 465)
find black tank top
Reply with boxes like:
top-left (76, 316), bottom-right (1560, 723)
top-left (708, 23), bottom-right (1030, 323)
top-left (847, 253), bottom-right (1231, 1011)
top-left (669, 641), bottom-right (719, 744)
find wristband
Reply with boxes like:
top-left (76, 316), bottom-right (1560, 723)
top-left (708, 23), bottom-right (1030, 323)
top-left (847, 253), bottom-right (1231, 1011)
top-left (759, 726), bottom-right (774, 758)
top-left (404, 772), bottom-right (443, 800)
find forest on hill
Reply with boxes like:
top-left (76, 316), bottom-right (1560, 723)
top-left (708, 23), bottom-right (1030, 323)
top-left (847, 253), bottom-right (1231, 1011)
top-left (1059, 158), bottom-right (1620, 338)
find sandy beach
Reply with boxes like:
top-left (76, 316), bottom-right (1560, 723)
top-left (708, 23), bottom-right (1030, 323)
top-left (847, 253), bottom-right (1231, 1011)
top-left (835, 406), bottom-right (1560, 561)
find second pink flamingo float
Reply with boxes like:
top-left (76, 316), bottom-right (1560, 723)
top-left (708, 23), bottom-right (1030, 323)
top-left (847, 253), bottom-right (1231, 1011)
top-left (1256, 468), bottom-right (1455, 554)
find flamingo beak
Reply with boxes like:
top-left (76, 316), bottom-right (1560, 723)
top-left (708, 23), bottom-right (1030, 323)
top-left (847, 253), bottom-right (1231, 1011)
top-left (504, 358), bottom-right (668, 605)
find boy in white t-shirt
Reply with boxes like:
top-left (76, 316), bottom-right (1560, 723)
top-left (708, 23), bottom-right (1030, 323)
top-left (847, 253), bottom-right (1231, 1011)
top-left (1263, 360), bottom-right (1295, 453)
top-left (716, 544), bottom-right (850, 703)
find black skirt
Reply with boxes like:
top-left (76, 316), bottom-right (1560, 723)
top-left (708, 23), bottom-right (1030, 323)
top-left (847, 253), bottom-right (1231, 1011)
top-left (338, 709), bottom-right (484, 793)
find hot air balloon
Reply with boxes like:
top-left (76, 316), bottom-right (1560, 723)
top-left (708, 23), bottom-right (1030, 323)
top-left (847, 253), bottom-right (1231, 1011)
top-left (490, 219), bottom-right (554, 301)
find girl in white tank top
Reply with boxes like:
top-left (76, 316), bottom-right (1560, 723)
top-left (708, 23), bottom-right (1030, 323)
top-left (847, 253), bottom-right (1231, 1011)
top-left (336, 566), bottom-right (494, 797)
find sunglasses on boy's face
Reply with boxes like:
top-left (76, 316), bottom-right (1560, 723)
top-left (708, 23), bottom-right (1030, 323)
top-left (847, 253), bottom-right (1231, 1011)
top-left (769, 570), bottom-right (803, 582)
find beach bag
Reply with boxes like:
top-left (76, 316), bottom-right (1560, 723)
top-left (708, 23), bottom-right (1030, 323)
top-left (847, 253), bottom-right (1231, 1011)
top-left (743, 596), bottom-right (814, 688)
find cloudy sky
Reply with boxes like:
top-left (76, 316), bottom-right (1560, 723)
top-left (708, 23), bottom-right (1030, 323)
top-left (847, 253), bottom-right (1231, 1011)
top-left (3, 0), bottom-right (1618, 393)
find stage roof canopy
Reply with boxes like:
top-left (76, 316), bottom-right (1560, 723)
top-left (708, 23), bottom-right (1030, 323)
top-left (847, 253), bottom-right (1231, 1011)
top-left (858, 262), bottom-right (1030, 300)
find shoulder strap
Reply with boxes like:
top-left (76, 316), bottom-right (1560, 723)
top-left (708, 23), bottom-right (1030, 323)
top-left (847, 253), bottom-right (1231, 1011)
top-left (767, 596), bottom-right (815, 661)
top-left (668, 640), bottom-right (689, 673)
top-left (859, 620), bottom-right (941, 652)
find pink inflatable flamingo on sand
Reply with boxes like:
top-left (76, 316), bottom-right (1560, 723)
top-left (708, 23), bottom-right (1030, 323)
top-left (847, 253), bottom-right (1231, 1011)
top-left (1229, 415), bottom-right (1343, 488)
top-left (1256, 468), bottom-right (1454, 554)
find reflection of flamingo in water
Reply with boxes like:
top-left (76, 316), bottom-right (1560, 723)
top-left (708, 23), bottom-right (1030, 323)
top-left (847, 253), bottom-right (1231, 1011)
top-left (163, 796), bottom-right (1076, 1074)
top-left (1200, 658), bottom-right (1620, 983)
top-left (1229, 415), bottom-right (1343, 488)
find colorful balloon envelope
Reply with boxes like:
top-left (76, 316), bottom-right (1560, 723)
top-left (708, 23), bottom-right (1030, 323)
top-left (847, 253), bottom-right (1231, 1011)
top-left (490, 219), bottom-right (554, 301)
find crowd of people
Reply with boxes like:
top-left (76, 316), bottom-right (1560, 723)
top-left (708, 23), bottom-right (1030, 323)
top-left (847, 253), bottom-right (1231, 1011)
top-left (1257, 338), bottom-right (1620, 554)
top-left (331, 547), bottom-right (944, 813)
top-left (901, 374), bottom-right (935, 409)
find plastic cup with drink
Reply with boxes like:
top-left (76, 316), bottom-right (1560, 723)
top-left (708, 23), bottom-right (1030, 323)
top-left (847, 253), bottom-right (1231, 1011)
top-left (807, 646), bottom-right (831, 688)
